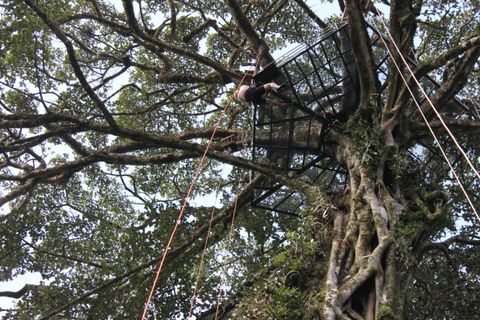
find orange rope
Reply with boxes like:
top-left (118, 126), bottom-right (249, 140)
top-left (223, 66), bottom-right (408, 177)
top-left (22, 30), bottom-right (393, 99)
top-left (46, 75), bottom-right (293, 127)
top-left (186, 54), bottom-right (261, 319)
top-left (141, 56), bottom-right (260, 320)
top-left (140, 105), bottom-right (228, 320)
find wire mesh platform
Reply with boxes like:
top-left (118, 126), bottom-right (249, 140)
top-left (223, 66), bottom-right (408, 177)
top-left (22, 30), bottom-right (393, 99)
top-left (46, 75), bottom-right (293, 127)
top-left (250, 22), bottom-right (479, 216)
top-left (251, 156), bottom-right (347, 216)
top-left (254, 23), bottom-right (358, 117)
top-left (251, 23), bottom-right (357, 215)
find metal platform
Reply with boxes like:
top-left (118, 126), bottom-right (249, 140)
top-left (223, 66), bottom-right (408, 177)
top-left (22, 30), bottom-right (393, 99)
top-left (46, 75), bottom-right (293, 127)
top-left (251, 23), bottom-right (357, 216)
top-left (250, 22), bottom-right (479, 216)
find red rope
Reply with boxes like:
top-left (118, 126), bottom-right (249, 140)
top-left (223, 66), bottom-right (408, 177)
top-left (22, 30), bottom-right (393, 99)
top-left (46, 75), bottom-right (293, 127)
top-left (140, 105), bottom-right (228, 320)
top-left (140, 56), bottom-right (260, 319)
top-left (250, 53), bottom-right (262, 85)
top-left (141, 53), bottom-right (261, 319)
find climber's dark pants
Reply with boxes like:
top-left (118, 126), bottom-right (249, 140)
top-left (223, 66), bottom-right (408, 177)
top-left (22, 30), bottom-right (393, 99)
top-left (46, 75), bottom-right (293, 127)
top-left (244, 86), bottom-right (267, 105)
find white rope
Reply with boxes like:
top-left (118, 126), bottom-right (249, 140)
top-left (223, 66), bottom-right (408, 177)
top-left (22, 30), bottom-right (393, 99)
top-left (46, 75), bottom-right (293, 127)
top-left (188, 182), bottom-right (221, 318)
top-left (376, 15), bottom-right (480, 183)
top-left (214, 193), bottom-right (239, 319)
top-left (214, 142), bottom-right (250, 319)
top-left (370, 18), bottom-right (480, 223)
top-left (471, 98), bottom-right (480, 119)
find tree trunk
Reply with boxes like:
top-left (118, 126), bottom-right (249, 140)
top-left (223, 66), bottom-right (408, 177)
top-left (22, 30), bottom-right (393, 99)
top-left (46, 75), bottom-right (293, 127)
top-left (232, 114), bottom-right (450, 320)
top-left (320, 164), bottom-right (399, 320)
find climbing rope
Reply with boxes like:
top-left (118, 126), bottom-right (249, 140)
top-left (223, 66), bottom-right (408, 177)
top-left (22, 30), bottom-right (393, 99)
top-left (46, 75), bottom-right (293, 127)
top-left (188, 182), bottom-right (221, 317)
top-left (375, 14), bottom-right (480, 183)
top-left (140, 104), bottom-right (229, 320)
top-left (214, 183), bottom-right (241, 319)
top-left (141, 54), bottom-right (261, 320)
top-left (370, 17), bottom-right (480, 223)
top-left (187, 55), bottom-right (260, 318)
top-left (212, 130), bottom-right (250, 318)
top-left (471, 98), bottom-right (480, 119)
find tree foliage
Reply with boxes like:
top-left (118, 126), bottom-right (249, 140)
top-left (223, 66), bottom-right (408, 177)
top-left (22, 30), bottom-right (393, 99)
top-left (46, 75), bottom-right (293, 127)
top-left (0, 0), bottom-right (479, 319)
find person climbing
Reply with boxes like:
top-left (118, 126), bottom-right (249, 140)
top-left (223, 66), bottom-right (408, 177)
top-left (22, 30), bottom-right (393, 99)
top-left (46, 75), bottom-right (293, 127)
top-left (233, 82), bottom-right (285, 105)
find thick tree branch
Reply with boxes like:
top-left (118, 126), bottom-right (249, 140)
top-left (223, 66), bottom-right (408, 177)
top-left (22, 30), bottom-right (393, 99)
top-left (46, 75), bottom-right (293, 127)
top-left (421, 46), bottom-right (480, 118)
top-left (183, 19), bottom-right (215, 43)
top-left (415, 35), bottom-right (480, 78)
top-left (167, 0), bottom-right (178, 38)
top-left (39, 176), bottom-right (263, 319)
top-left (338, 235), bottom-right (393, 304)
top-left (345, 0), bottom-right (379, 104)
top-left (0, 113), bottom-right (69, 129)
top-left (383, 0), bottom-right (419, 114)
top-left (223, 0), bottom-right (275, 65)
top-left (323, 210), bottom-right (345, 319)
top-left (0, 284), bottom-right (39, 299)
top-left (422, 235), bottom-right (480, 256)
top-left (0, 126), bottom-right (85, 152)
top-left (293, 0), bottom-right (328, 29)
top-left (22, 0), bottom-right (119, 131)
top-left (28, 121), bottom-right (314, 195)
top-left (121, 0), bottom-right (142, 33)
top-left (0, 178), bottom-right (39, 208)
top-left (1, 122), bottom-right (301, 209)
top-left (419, 118), bottom-right (480, 130)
